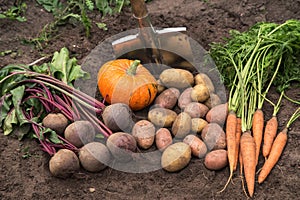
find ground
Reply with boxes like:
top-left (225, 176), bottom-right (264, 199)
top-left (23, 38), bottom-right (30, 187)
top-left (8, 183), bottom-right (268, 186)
top-left (0, 0), bottom-right (300, 199)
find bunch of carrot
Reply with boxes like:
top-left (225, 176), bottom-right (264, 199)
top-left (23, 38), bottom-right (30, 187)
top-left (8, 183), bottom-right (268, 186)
top-left (210, 19), bottom-right (300, 197)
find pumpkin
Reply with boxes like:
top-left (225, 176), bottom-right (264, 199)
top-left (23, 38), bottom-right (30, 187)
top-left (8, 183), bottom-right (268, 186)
top-left (97, 59), bottom-right (158, 111)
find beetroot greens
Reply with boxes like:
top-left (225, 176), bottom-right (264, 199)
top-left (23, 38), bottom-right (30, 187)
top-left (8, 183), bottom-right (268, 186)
top-left (0, 47), bottom-right (112, 155)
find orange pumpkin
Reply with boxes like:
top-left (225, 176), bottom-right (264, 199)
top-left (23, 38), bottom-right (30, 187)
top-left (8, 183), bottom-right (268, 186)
top-left (97, 59), bottom-right (158, 111)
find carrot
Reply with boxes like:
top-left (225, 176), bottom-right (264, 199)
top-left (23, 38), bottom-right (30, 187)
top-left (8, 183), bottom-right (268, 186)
top-left (262, 116), bottom-right (278, 158)
top-left (259, 107), bottom-right (300, 184)
top-left (258, 128), bottom-right (287, 184)
top-left (252, 109), bottom-right (264, 165)
top-left (240, 131), bottom-right (256, 198)
top-left (234, 117), bottom-right (242, 171)
top-left (262, 91), bottom-right (282, 158)
top-left (239, 145), bottom-right (243, 175)
top-left (218, 111), bottom-right (237, 193)
top-left (226, 111), bottom-right (237, 172)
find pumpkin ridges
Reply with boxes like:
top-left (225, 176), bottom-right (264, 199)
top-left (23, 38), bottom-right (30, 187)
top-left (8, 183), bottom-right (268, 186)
top-left (129, 83), bottom-right (157, 110)
top-left (98, 63), bottom-right (124, 104)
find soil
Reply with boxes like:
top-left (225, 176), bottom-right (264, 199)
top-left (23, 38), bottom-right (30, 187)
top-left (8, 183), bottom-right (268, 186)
top-left (0, 0), bottom-right (300, 199)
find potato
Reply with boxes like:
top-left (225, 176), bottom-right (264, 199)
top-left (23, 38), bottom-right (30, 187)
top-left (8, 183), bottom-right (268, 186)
top-left (191, 84), bottom-right (210, 103)
top-left (206, 103), bottom-right (228, 126)
top-left (102, 103), bottom-right (134, 132)
top-left (191, 118), bottom-right (208, 134)
top-left (204, 93), bottom-right (222, 109)
top-left (161, 142), bottom-right (191, 172)
top-left (155, 128), bottom-right (173, 151)
top-left (171, 112), bottom-right (192, 138)
top-left (156, 79), bottom-right (166, 94)
top-left (64, 120), bottom-right (95, 148)
top-left (201, 123), bottom-right (226, 151)
top-left (106, 132), bottom-right (137, 163)
top-left (132, 120), bottom-right (155, 149)
top-left (148, 107), bottom-right (177, 127)
top-left (154, 87), bottom-right (180, 109)
top-left (42, 113), bottom-right (69, 134)
top-left (194, 73), bottom-right (215, 93)
top-left (159, 68), bottom-right (194, 89)
top-left (178, 87), bottom-right (193, 110)
top-left (79, 142), bottom-right (111, 172)
top-left (183, 135), bottom-right (207, 158)
top-left (49, 149), bottom-right (80, 178)
top-left (204, 149), bottom-right (228, 170)
top-left (184, 102), bottom-right (209, 118)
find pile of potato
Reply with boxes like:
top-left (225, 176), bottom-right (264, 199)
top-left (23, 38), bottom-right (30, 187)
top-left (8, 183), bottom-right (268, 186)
top-left (103, 68), bottom-right (229, 173)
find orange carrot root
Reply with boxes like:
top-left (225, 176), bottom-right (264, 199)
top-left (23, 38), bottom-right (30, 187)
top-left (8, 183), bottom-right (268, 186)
top-left (234, 117), bottom-right (242, 171)
top-left (252, 109), bottom-right (264, 165)
top-left (258, 128), bottom-right (288, 184)
top-left (240, 131), bottom-right (256, 198)
top-left (262, 116), bottom-right (278, 158)
top-left (218, 111), bottom-right (237, 193)
top-left (239, 147), bottom-right (243, 175)
top-left (226, 111), bottom-right (237, 173)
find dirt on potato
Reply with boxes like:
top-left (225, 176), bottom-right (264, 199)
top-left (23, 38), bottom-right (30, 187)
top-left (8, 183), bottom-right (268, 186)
top-left (0, 0), bottom-right (300, 199)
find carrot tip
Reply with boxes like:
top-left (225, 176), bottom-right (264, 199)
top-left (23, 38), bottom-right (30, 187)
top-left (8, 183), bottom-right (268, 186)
top-left (217, 172), bottom-right (233, 194)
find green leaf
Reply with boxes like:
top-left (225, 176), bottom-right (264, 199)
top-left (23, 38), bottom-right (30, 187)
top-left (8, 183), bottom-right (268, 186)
top-left (95, 133), bottom-right (104, 139)
top-left (67, 58), bottom-right (90, 83)
top-left (49, 47), bottom-right (90, 85)
top-left (16, 16), bottom-right (26, 22)
top-left (0, 95), bottom-right (12, 127)
top-left (10, 85), bottom-right (27, 126)
top-left (11, 85), bottom-right (25, 107)
top-left (3, 109), bottom-right (18, 135)
top-left (48, 131), bottom-right (63, 144)
top-left (96, 22), bottom-right (108, 31)
top-left (36, 0), bottom-right (63, 13)
top-left (50, 47), bottom-right (69, 84)
top-left (42, 128), bottom-right (63, 144)
top-left (0, 14), bottom-right (6, 19)
top-left (31, 63), bottom-right (50, 74)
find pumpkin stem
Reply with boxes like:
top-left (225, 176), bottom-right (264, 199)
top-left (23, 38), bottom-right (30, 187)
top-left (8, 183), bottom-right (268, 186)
top-left (127, 60), bottom-right (140, 75)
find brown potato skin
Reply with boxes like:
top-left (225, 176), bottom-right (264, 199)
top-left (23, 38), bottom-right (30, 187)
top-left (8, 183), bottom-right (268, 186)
top-left (154, 87), bottom-right (180, 109)
top-left (204, 149), bottom-right (228, 170)
top-left (42, 113), bottom-right (69, 134)
top-left (184, 102), bottom-right (209, 118)
top-left (159, 68), bottom-right (194, 89)
top-left (132, 120), bottom-right (156, 149)
top-left (156, 79), bottom-right (166, 94)
top-left (64, 121), bottom-right (95, 148)
top-left (183, 135), bottom-right (207, 158)
top-left (171, 112), bottom-right (192, 138)
top-left (106, 132), bottom-right (137, 163)
top-left (79, 142), bottom-right (111, 172)
top-left (49, 149), bottom-right (80, 178)
top-left (201, 123), bottom-right (226, 151)
top-left (204, 93), bottom-right (222, 109)
top-left (148, 107), bottom-right (177, 127)
top-left (191, 118), bottom-right (208, 134)
top-left (178, 87), bottom-right (193, 110)
top-left (155, 128), bottom-right (173, 151)
top-left (161, 142), bottom-right (191, 172)
top-left (194, 73), bottom-right (215, 93)
top-left (191, 84), bottom-right (210, 103)
top-left (206, 103), bottom-right (228, 126)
